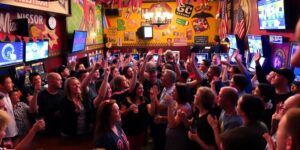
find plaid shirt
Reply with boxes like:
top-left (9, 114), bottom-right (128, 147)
top-left (13, 102), bottom-right (31, 135)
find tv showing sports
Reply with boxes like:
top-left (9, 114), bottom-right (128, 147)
top-left (0, 42), bottom-right (24, 66)
top-left (25, 40), bottom-right (48, 62)
top-left (226, 34), bottom-right (238, 49)
top-left (195, 53), bottom-right (208, 65)
top-left (248, 57), bottom-right (265, 72)
top-left (228, 48), bottom-right (237, 63)
top-left (72, 31), bottom-right (87, 53)
top-left (248, 35), bottom-right (263, 55)
top-left (258, 0), bottom-right (286, 30)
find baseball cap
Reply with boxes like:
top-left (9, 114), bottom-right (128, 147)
top-left (271, 67), bottom-right (295, 84)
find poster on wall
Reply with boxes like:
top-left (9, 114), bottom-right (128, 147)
top-left (175, 4), bottom-right (194, 18)
top-left (192, 12), bottom-right (214, 32)
top-left (67, 0), bottom-right (103, 45)
top-left (0, 0), bottom-right (69, 15)
top-left (273, 48), bottom-right (286, 69)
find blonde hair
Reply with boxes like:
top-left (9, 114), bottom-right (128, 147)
top-left (0, 110), bottom-right (10, 131)
top-left (64, 77), bottom-right (82, 101)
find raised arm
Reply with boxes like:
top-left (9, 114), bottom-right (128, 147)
top-left (81, 60), bottom-right (101, 94)
top-left (191, 53), bottom-right (203, 83)
top-left (15, 120), bottom-right (45, 150)
top-left (29, 81), bottom-right (41, 113)
top-left (93, 65), bottom-right (110, 108)
top-left (129, 65), bottom-right (138, 93)
top-left (234, 52), bottom-right (247, 74)
top-left (139, 51), bottom-right (152, 82)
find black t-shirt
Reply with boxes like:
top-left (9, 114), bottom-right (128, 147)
top-left (111, 90), bottom-right (130, 107)
top-left (95, 124), bottom-right (130, 150)
top-left (143, 79), bottom-right (163, 100)
top-left (191, 110), bottom-right (216, 150)
top-left (37, 89), bottom-right (64, 135)
top-left (121, 96), bottom-right (150, 136)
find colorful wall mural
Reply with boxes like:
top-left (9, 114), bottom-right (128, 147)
top-left (67, 0), bottom-right (104, 45)
top-left (103, 1), bottom-right (219, 46)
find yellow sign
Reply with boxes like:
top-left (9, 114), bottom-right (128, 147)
top-left (0, 0), bottom-right (69, 15)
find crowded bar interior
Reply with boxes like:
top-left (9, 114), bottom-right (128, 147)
top-left (0, 0), bottom-right (300, 150)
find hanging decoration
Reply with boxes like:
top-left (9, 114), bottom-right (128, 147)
top-left (8, 35), bottom-right (16, 42)
top-left (101, 0), bottom-right (143, 13)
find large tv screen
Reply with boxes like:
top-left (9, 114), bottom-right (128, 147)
top-left (226, 34), bottom-right (238, 49)
top-left (288, 42), bottom-right (300, 77)
top-left (195, 53), bottom-right (208, 65)
top-left (25, 40), bottom-right (49, 62)
top-left (248, 35), bottom-right (263, 55)
top-left (72, 31), bottom-right (87, 53)
top-left (258, 0), bottom-right (286, 30)
top-left (0, 42), bottom-right (24, 66)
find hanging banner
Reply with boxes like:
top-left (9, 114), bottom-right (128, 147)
top-left (0, 0), bottom-right (69, 15)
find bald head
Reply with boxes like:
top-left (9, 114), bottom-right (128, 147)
top-left (47, 72), bottom-right (62, 89)
top-left (284, 94), bottom-right (300, 110)
top-left (219, 87), bottom-right (239, 107)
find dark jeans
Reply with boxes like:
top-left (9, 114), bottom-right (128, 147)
top-left (151, 123), bottom-right (167, 150)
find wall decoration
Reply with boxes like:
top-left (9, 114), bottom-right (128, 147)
top-left (273, 48), bottom-right (286, 69)
top-left (175, 4), bottom-right (194, 18)
top-left (124, 32), bottom-right (129, 41)
top-left (186, 28), bottom-right (192, 40)
top-left (176, 18), bottom-right (189, 26)
top-left (67, 0), bottom-right (103, 45)
top-left (0, 9), bottom-right (61, 54)
top-left (117, 19), bottom-right (126, 31)
top-left (195, 5), bottom-right (212, 12)
top-left (194, 36), bottom-right (208, 46)
top-left (167, 38), bottom-right (172, 46)
top-left (128, 32), bottom-right (135, 41)
top-left (0, 0), bottom-right (70, 15)
top-left (127, 19), bottom-right (139, 28)
top-left (143, 0), bottom-right (175, 3)
top-left (192, 12), bottom-right (213, 32)
top-left (173, 37), bottom-right (187, 46)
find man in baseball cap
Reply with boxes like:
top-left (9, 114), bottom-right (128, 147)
top-left (270, 67), bottom-right (295, 105)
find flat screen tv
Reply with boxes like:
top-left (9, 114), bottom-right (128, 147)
top-left (248, 35), bottom-right (263, 56)
top-left (288, 42), bottom-right (300, 77)
top-left (228, 48), bottom-right (237, 63)
top-left (152, 54), bottom-right (159, 63)
top-left (0, 42), bottom-right (24, 66)
top-left (257, 0), bottom-right (286, 30)
top-left (195, 53), bottom-right (208, 65)
top-left (219, 53), bottom-right (228, 61)
top-left (25, 40), bottom-right (48, 62)
top-left (72, 31), bottom-right (87, 53)
top-left (248, 56), bottom-right (265, 72)
top-left (226, 34), bottom-right (238, 49)
top-left (137, 26), bottom-right (153, 39)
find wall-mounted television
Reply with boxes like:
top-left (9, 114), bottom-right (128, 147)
top-left (0, 42), bottom-right (24, 66)
top-left (72, 31), bottom-right (87, 53)
top-left (288, 42), bottom-right (300, 77)
top-left (248, 56), bottom-right (266, 72)
top-left (248, 35), bottom-right (263, 56)
top-left (137, 26), bottom-right (153, 39)
top-left (258, 0), bottom-right (286, 30)
top-left (25, 40), bottom-right (49, 62)
top-left (195, 53), bottom-right (208, 65)
top-left (226, 34), bottom-right (238, 49)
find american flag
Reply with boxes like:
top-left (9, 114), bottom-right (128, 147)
top-left (234, 7), bottom-right (246, 39)
top-left (218, 0), bottom-right (228, 40)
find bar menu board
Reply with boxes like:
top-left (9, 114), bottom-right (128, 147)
top-left (194, 36), bottom-right (208, 46)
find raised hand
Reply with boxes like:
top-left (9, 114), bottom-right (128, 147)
top-left (207, 114), bottom-right (218, 129)
top-left (191, 53), bottom-right (196, 65)
top-left (32, 119), bottom-right (45, 132)
top-left (254, 51), bottom-right (261, 63)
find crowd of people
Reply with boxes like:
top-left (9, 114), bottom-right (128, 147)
top-left (1, 20), bottom-right (300, 150)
